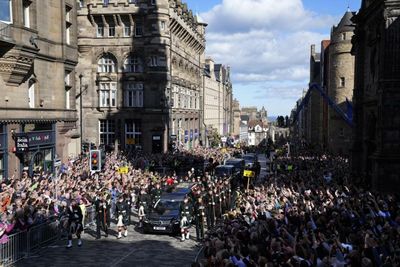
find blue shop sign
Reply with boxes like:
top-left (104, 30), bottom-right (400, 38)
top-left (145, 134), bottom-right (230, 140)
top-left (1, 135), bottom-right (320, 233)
top-left (190, 129), bottom-right (193, 140)
top-left (194, 129), bottom-right (198, 137)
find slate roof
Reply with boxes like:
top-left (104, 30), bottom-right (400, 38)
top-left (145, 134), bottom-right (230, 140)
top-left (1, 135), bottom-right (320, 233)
top-left (334, 11), bottom-right (356, 33)
top-left (248, 120), bottom-right (268, 128)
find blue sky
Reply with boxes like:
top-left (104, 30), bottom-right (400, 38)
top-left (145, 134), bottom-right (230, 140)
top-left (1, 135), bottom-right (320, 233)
top-left (185, 0), bottom-right (361, 116)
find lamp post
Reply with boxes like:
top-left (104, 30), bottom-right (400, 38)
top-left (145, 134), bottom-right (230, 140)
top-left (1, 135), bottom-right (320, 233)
top-left (79, 74), bottom-right (83, 155)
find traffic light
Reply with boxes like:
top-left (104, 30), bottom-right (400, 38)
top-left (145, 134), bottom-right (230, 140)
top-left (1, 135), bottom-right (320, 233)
top-left (90, 150), bottom-right (101, 172)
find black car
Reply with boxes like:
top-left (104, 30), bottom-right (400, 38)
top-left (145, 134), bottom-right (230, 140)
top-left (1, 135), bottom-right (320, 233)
top-left (225, 159), bottom-right (245, 174)
top-left (143, 193), bottom-right (185, 234)
top-left (242, 153), bottom-right (258, 168)
top-left (143, 183), bottom-right (195, 235)
top-left (214, 165), bottom-right (235, 178)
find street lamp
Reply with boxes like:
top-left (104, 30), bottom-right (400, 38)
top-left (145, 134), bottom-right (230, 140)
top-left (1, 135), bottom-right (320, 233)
top-left (79, 74), bottom-right (83, 155)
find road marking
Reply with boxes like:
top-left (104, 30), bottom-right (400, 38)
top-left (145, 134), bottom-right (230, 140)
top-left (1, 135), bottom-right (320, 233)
top-left (109, 247), bottom-right (139, 267)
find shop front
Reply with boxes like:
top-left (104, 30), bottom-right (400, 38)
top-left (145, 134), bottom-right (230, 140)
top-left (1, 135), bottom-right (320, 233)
top-left (0, 124), bottom-right (7, 181)
top-left (16, 124), bottom-right (56, 177)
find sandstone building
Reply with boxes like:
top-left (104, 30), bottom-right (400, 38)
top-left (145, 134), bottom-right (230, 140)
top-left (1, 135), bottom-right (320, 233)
top-left (203, 58), bottom-right (233, 145)
top-left (76, 0), bottom-right (206, 153)
top-left (232, 99), bottom-right (241, 138)
top-left (307, 44), bottom-right (323, 149)
top-left (327, 11), bottom-right (355, 155)
top-left (0, 0), bottom-right (79, 179)
top-left (352, 0), bottom-right (400, 191)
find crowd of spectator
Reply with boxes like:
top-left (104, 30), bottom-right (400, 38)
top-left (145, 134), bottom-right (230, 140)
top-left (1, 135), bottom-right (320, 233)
top-left (0, 147), bottom-right (235, 245)
top-left (199, 155), bottom-right (400, 267)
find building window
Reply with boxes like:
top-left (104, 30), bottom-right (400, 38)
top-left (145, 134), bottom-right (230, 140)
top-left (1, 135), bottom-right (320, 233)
top-left (151, 0), bottom-right (156, 5)
top-left (65, 89), bottom-right (70, 109)
top-left (124, 24), bottom-right (131, 37)
top-left (160, 21), bottom-right (165, 31)
top-left (108, 23), bottom-right (115, 37)
top-left (65, 72), bottom-right (71, 109)
top-left (125, 120), bottom-right (141, 147)
top-left (342, 33), bottom-right (346, 40)
top-left (99, 82), bottom-right (117, 107)
top-left (129, 0), bottom-right (137, 3)
top-left (28, 79), bottom-right (35, 108)
top-left (103, 0), bottom-right (109, 6)
top-left (123, 56), bottom-right (142, 73)
top-left (135, 22), bottom-right (143, 36)
top-left (124, 82), bottom-right (143, 107)
top-left (99, 120), bottom-right (115, 145)
top-left (0, 0), bottom-right (12, 23)
top-left (96, 23), bottom-right (104, 37)
top-left (23, 1), bottom-right (30, 28)
top-left (340, 77), bottom-right (345, 87)
top-left (65, 6), bottom-right (72, 44)
top-left (79, 0), bottom-right (84, 8)
top-left (149, 56), bottom-right (158, 67)
top-left (98, 54), bottom-right (116, 73)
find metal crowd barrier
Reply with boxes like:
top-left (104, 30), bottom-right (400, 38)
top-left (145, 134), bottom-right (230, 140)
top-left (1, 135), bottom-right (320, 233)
top-left (0, 220), bottom-right (58, 266)
top-left (0, 206), bottom-right (97, 266)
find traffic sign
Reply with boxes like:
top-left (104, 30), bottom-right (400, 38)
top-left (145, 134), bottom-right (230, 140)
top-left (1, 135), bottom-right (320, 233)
top-left (243, 170), bottom-right (255, 178)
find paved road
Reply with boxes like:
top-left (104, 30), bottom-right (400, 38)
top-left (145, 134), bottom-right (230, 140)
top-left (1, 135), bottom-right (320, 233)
top-left (16, 217), bottom-right (200, 267)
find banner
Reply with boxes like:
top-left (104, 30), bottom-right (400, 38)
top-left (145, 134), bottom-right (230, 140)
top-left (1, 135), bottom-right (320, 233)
top-left (118, 166), bottom-right (129, 174)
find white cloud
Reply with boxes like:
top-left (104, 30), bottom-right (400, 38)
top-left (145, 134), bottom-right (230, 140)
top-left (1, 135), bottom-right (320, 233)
top-left (200, 0), bottom-right (337, 114)
top-left (202, 0), bottom-right (336, 33)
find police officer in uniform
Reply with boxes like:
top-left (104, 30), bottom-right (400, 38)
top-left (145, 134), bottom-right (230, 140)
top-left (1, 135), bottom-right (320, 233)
top-left (194, 197), bottom-right (205, 241)
top-left (95, 194), bottom-right (109, 239)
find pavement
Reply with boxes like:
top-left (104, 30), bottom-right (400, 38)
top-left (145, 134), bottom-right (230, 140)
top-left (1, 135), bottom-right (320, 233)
top-left (16, 216), bottom-right (200, 267)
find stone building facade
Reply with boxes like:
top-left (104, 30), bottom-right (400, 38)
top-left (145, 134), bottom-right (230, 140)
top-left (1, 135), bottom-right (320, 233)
top-left (327, 11), bottom-right (355, 155)
top-left (0, 0), bottom-right (79, 179)
top-left (351, 0), bottom-right (400, 191)
top-left (232, 99), bottom-right (241, 138)
top-left (307, 44), bottom-right (323, 148)
top-left (203, 58), bottom-right (232, 145)
top-left (76, 0), bottom-right (205, 153)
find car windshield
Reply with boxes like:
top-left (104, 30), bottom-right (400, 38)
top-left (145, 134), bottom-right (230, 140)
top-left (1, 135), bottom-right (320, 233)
top-left (243, 155), bottom-right (255, 161)
top-left (154, 199), bottom-right (181, 212)
top-left (215, 168), bottom-right (231, 176)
